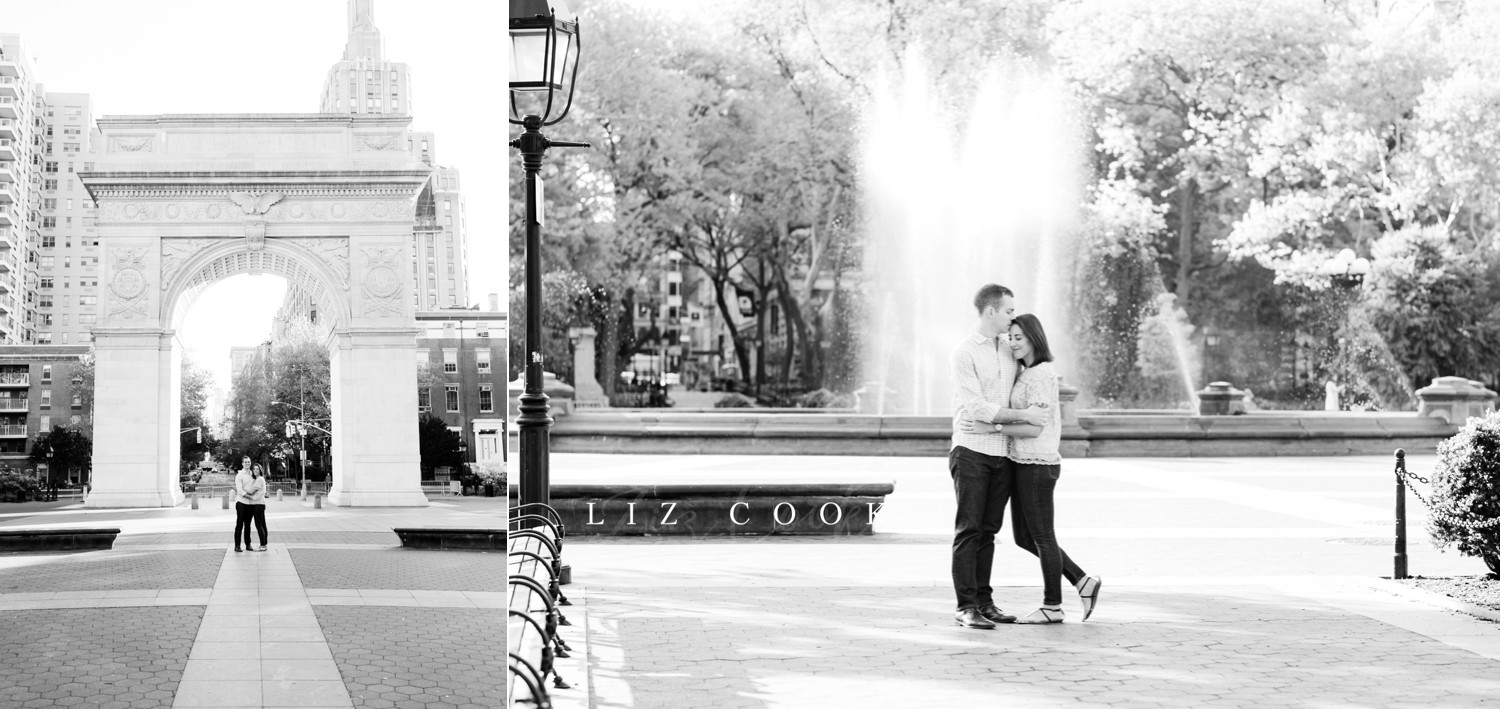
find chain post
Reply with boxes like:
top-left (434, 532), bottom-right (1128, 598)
top-left (1394, 449), bottom-right (1408, 580)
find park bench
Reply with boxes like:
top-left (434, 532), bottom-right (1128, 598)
top-left (0, 527), bottom-right (121, 552)
top-left (509, 503), bottom-right (572, 707)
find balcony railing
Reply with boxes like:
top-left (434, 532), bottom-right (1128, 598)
top-left (0, 373), bottom-right (29, 386)
top-left (0, 424), bottom-right (27, 437)
top-left (0, 398), bottom-right (27, 411)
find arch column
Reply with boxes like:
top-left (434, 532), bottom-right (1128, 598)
top-left (326, 327), bottom-right (427, 507)
top-left (87, 328), bottom-right (184, 508)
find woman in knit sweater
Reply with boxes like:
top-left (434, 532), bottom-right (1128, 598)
top-left (966, 314), bottom-right (1101, 624)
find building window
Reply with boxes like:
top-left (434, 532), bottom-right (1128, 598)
top-left (41, 390), bottom-right (51, 408)
top-left (476, 349), bottom-right (490, 373)
top-left (445, 385), bottom-right (459, 412)
top-left (80, 296), bottom-right (96, 306)
top-left (41, 217), bottom-right (56, 229)
top-left (72, 391), bottom-right (81, 408)
top-left (443, 349), bottom-right (457, 373)
top-left (40, 415), bottom-right (50, 433)
top-left (43, 179), bottom-right (57, 191)
top-left (39, 278), bottom-right (52, 289)
top-left (42, 365), bottom-right (52, 383)
top-left (39, 257), bottom-right (53, 269)
top-left (38, 313), bottom-right (51, 326)
top-left (417, 387), bottom-right (431, 412)
top-left (479, 385), bottom-right (493, 413)
top-left (415, 351), bottom-right (429, 367)
top-left (39, 296), bottom-right (53, 308)
top-left (36, 334), bottom-right (52, 344)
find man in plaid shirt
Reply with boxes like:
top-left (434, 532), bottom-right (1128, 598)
top-left (949, 284), bottom-right (1048, 629)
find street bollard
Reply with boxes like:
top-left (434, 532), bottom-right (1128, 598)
top-left (1394, 449), bottom-right (1408, 580)
top-left (222, 493), bottom-right (230, 510)
top-left (277, 489), bottom-right (283, 502)
top-left (314, 494), bottom-right (323, 509)
top-left (191, 495), bottom-right (199, 510)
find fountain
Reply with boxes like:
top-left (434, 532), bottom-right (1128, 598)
top-left (859, 52), bottom-right (1085, 414)
top-left (544, 50), bottom-right (1466, 459)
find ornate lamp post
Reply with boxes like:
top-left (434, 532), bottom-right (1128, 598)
top-left (510, 0), bottom-right (588, 510)
top-left (1322, 248), bottom-right (1371, 290)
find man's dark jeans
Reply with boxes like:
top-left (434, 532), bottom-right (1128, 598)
top-left (233, 502), bottom-right (254, 549)
top-left (949, 446), bottom-right (1012, 610)
top-left (1011, 462), bottom-right (1086, 607)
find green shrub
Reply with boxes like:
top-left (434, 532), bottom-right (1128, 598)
top-left (0, 470), bottom-right (42, 503)
top-left (1427, 410), bottom-right (1500, 575)
top-left (714, 393), bottom-right (756, 408)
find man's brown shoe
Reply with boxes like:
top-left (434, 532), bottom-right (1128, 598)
top-left (954, 607), bottom-right (996, 629)
top-left (977, 604), bottom-right (1017, 624)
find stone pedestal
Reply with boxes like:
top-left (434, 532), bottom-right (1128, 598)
top-left (1416, 376), bottom-right (1499, 424)
top-left (1196, 381), bottom-right (1245, 416)
top-left (568, 327), bottom-right (608, 409)
top-left (1058, 379), bottom-right (1080, 427)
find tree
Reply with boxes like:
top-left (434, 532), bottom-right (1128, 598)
top-left (222, 360), bottom-right (274, 467)
top-left (180, 354), bottom-right (217, 474)
top-left (30, 426), bottom-right (92, 486)
top-left (265, 316), bottom-right (333, 479)
top-left (417, 414), bottom-right (465, 479)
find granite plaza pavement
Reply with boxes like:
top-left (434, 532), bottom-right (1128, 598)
top-left (532, 452), bottom-right (1500, 709)
top-left (0, 494), bottom-right (507, 709)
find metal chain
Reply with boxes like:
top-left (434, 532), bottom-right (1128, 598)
top-left (1395, 459), bottom-right (1500, 530)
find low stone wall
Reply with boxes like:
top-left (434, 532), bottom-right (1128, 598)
top-left (393, 528), bottom-right (506, 550)
top-left (509, 482), bottom-right (895, 536)
top-left (0, 528), bottom-right (121, 552)
top-left (549, 411), bottom-right (1456, 457)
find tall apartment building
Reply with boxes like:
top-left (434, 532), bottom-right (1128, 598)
top-left (318, 0), bottom-right (413, 116)
top-left (0, 34), bottom-right (40, 345)
top-left (31, 91), bottom-right (99, 347)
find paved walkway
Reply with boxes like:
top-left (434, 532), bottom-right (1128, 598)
top-left (0, 495), bottom-right (506, 709)
top-left (531, 453), bottom-right (1500, 708)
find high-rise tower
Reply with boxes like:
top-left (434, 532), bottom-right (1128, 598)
top-left (318, 0), bottom-right (414, 116)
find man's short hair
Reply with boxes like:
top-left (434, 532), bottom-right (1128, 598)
top-left (973, 284), bottom-right (1015, 314)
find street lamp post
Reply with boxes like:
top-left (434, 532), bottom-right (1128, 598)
top-left (1322, 248), bottom-right (1371, 290)
top-left (510, 0), bottom-right (588, 511)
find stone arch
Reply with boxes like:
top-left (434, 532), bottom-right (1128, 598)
top-left (79, 114), bottom-right (432, 508)
top-left (164, 239), bottom-right (351, 333)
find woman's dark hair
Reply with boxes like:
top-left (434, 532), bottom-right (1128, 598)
top-left (1010, 313), bottom-right (1053, 364)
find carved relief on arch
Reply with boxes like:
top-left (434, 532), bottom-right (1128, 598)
top-left (106, 248), bottom-right (151, 320)
top-left (284, 237), bottom-right (351, 289)
top-left (359, 247), bottom-right (405, 318)
top-left (160, 238), bottom-right (222, 289)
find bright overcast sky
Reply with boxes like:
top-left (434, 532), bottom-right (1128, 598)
top-left (3, 0), bottom-right (506, 394)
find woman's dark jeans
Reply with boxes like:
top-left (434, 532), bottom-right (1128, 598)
top-left (233, 502), bottom-right (254, 548)
top-left (1011, 462), bottom-right (1086, 607)
top-left (251, 504), bottom-right (268, 546)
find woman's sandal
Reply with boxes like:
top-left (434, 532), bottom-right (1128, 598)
top-left (1016, 607), bottom-right (1065, 624)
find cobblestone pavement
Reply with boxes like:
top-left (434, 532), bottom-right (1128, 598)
top-left (539, 453), bottom-right (1500, 708)
top-left (0, 550), bottom-right (223, 593)
top-left (0, 497), bottom-right (507, 708)
top-left (289, 549), bottom-right (505, 591)
top-left (315, 606), bottom-right (505, 709)
top-left (0, 606), bottom-right (201, 709)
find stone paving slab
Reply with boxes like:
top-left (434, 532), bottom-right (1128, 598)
top-left (0, 549), bottom-right (223, 593)
top-left (288, 549), bottom-right (505, 591)
top-left (313, 606), bottom-right (506, 709)
top-left (0, 606), bottom-right (202, 709)
top-left (583, 583), bottom-right (1500, 708)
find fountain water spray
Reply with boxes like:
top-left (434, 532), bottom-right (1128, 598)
top-left (859, 50), bottom-right (1085, 414)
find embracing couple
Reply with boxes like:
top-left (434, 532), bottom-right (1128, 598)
top-left (949, 283), bottom-right (1101, 629)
